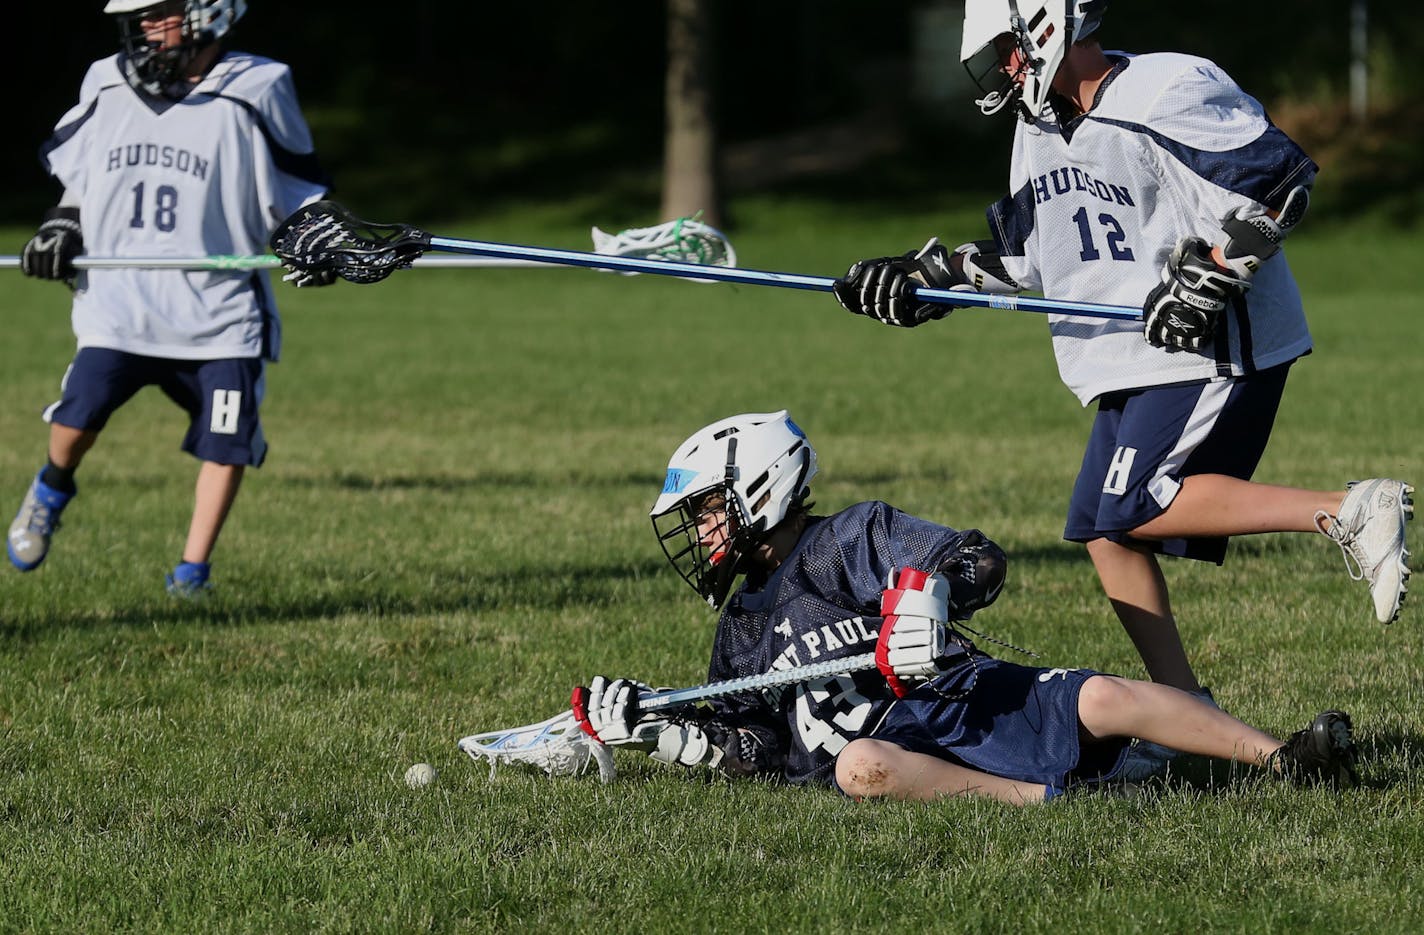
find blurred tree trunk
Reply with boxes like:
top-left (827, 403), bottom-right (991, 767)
top-left (662, 0), bottom-right (722, 226)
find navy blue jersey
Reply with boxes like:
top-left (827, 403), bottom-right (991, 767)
top-left (706, 501), bottom-right (991, 786)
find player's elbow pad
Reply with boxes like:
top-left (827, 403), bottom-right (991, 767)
top-left (970, 545), bottom-right (1007, 609)
top-left (938, 533), bottom-right (1007, 615)
top-left (1217, 184), bottom-right (1310, 280)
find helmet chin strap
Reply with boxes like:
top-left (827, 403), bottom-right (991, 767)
top-left (975, 88), bottom-right (1017, 116)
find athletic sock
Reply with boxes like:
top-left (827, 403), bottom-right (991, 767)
top-left (39, 460), bottom-right (77, 495)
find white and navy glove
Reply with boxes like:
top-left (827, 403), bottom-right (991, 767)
top-left (21, 207), bottom-right (84, 282)
top-left (876, 568), bottom-right (951, 698)
top-left (282, 265), bottom-right (339, 288)
top-left (1143, 236), bottom-right (1250, 352)
top-left (571, 676), bottom-right (718, 767)
top-left (833, 238), bottom-right (959, 327)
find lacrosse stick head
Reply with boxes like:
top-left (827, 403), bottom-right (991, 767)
top-left (458, 710), bottom-right (617, 784)
top-left (590, 214), bottom-right (736, 281)
top-left (269, 200), bottom-right (431, 285)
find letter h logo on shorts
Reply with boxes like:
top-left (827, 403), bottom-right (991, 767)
top-left (210, 390), bottom-right (243, 435)
top-left (1102, 446), bottom-right (1137, 496)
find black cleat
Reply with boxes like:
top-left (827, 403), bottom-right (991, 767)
top-left (1273, 710), bottom-right (1359, 788)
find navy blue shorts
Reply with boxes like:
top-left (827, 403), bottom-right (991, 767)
top-left (1063, 363), bottom-right (1290, 564)
top-left (865, 656), bottom-right (1128, 789)
top-left (44, 347), bottom-right (268, 467)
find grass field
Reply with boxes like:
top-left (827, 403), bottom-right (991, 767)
top-left (1, 196), bottom-right (1421, 932)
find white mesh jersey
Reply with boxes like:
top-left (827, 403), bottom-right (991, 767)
top-left (41, 52), bottom-right (329, 362)
top-left (985, 52), bottom-right (1316, 405)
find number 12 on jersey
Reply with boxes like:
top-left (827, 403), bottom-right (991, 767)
top-left (1072, 207), bottom-right (1135, 262)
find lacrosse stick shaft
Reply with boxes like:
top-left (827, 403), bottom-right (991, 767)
top-left (425, 236), bottom-right (1142, 321)
top-left (639, 652), bottom-right (878, 712)
top-left (0, 254), bottom-right (551, 271)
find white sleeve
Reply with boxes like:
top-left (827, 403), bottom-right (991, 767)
top-left (248, 66), bottom-right (329, 227)
top-left (41, 59), bottom-right (119, 196)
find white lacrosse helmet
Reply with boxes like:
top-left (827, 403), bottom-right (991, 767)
top-left (961, 0), bottom-right (1106, 120)
top-left (105, 0), bottom-right (247, 98)
top-left (651, 411), bottom-right (818, 607)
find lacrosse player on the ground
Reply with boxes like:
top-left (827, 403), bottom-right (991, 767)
top-left (571, 411), bottom-right (1358, 806)
top-left (8, 1), bottom-right (330, 595)
top-left (831, 1), bottom-right (1412, 778)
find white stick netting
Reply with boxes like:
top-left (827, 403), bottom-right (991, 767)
top-left (458, 710), bottom-right (617, 784)
top-left (590, 215), bottom-right (736, 279)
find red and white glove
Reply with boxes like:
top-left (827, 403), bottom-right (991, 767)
top-left (571, 676), bottom-right (719, 766)
top-left (876, 568), bottom-right (950, 698)
top-left (572, 676), bottom-right (649, 746)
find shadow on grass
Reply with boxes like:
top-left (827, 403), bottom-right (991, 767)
top-left (0, 555), bottom-right (672, 640)
top-left (1354, 730), bottom-right (1422, 790)
top-left (1118, 728), bottom-right (1411, 797)
top-left (280, 469), bottom-right (665, 492)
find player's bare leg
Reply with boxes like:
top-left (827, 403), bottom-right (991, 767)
top-left (1134, 473), bottom-right (1413, 623)
top-left (1077, 676), bottom-right (1279, 764)
top-left (1077, 675), bottom-right (1359, 786)
top-left (184, 461), bottom-right (243, 563)
top-left (836, 738), bottom-right (1046, 805)
top-left (1085, 537), bottom-right (1199, 691)
top-left (1133, 474), bottom-right (1339, 538)
top-left (167, 462), bottom-right (243, 595)
top-left (48, 423), bottom-right (100, 470)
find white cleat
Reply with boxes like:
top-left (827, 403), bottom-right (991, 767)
top-left (1317, 479), bottom-right (1414, 624)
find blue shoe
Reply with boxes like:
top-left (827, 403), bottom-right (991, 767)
top-left (166, 561), bottom-right (212, 598)
top-left (7, 471), bottom-right (75, 571)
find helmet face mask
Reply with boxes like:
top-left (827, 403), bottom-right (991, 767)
top-left (651, 411), bottom-right (817, 608)
top-left (960, 0), bottom-right (1107, 121)
top-left (653, 488), bottom-right (749, 610)
top-left (962, 16), bottom-right (1038, 120)
top-left (105, 0), bottom-right (247, 99)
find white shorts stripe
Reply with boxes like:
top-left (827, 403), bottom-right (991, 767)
top-left (1146, 380), bottom-right (1233, 508)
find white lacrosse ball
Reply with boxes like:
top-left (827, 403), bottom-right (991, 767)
top-left (404, 762), bottom-right (437, 789)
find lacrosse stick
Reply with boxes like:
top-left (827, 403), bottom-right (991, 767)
top-left (0, 217), bottom-right (730, 273)
top-left (271, 200), bottom-right (1142, 321)
top-left (0, 254), bottom-right (553, 271)
top-left (457, 649), bottom-right (879, 783)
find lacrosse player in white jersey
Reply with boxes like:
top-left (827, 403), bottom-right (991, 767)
top-left (833, 1), bottom-right (1413, 776)
top-left (8, 0), bottom-right (331, 595)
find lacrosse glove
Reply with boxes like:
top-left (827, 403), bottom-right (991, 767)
top-left (1143, 236), bottom-right (1250, 352)
top-left (834, 238), bottom-right (959, 327)
top-left (876, 568), bottom-right (953, 698)
top-left (571, 676), bottom-right (718, 767)
top-left (21, 207), bottom-right (83, 282)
